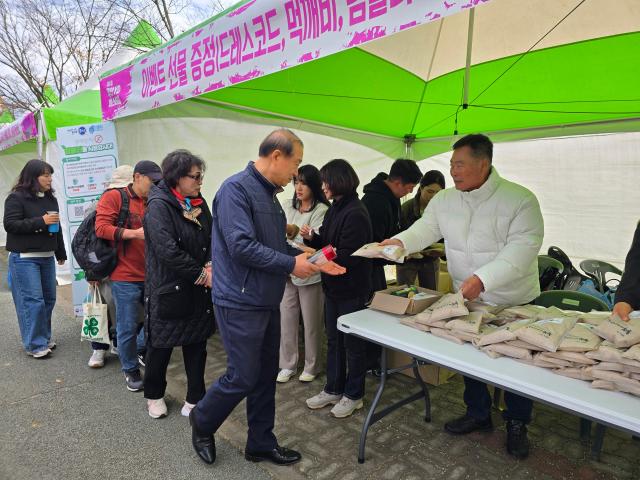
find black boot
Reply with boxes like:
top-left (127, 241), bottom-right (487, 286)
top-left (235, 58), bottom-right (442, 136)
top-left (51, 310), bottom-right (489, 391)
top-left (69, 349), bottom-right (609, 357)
top-left (506, 419), bottom-right (529, 459)
top-left (444, 414), bottom-right (493, 435)
top-left (189, 410), bottom-right (216, 464)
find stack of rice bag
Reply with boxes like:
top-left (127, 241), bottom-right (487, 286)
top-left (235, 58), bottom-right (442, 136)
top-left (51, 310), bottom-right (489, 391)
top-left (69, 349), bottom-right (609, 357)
top-left (398, 293), bottom-right (640, 398)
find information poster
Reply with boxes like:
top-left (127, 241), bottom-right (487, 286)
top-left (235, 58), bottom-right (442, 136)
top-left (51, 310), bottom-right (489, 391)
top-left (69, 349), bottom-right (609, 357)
top-left (56, 122), bottom-right (119, 315)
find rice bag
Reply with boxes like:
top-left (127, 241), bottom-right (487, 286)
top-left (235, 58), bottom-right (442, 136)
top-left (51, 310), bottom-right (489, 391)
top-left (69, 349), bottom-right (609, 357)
top-left (430, 327), bottom-right (465, 345)
top-left (558, 323), bottom-right (602, 352)
top-left (483, 343), bottom-right (532, 361)
top-left (352, 243), bottom-right (406, 263)
top-left (445, 311), bottom-right (483, 334)
top-left (400, 317), bottom-right (431, 332)
top-left (414, 292), bottom-right (469, 325)
top-left (515, 317), bottom-right (577, 352)
top-left (593, 315), bottom-right (640, 348)
top-left (553, 367), bottom-right (594, 381)
top-left (473, 319), bottom-right (533, 347)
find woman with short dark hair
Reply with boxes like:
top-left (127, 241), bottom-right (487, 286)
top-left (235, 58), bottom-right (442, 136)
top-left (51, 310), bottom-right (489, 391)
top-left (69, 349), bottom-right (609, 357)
top-left (300, 159), bottom-right (373, 418)
top-left (143, 149), bottom-right (215, 419)
top-left (4, 159), bottom-right (66, 359)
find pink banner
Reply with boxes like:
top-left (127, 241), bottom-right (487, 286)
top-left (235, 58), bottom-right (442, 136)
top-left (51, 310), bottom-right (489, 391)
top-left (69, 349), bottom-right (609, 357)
top-left (0, 111), bottom-right (38, 152)
top-left (100, 0), bottom-right (490, 120)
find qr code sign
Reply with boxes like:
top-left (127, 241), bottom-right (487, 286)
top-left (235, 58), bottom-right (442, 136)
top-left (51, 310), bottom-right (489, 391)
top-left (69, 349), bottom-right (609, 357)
top-left (74, 205), bottom-right (86, 218)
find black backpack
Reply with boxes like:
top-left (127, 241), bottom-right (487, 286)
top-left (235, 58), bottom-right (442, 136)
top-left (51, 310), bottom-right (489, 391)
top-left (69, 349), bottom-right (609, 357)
top-left (71, 188), bottom-right (130, 281)
top-left (547, 246), bottom-right (589, 291)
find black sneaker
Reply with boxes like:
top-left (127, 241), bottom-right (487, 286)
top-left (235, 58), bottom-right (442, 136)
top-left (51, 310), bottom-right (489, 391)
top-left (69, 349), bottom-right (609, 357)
top-left (137, 353), bottom-right (146, 368)
top-left (444, 414), bottom-right (493, 435)
top-left (124, 370), bottom-right (143, 392)
top-left (506, 419), bottom-right (530, 459)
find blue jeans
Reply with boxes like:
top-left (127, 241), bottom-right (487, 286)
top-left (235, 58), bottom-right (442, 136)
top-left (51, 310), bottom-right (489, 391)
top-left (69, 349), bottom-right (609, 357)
top-left (111, 281), bottom-right (145, 373)
top-left (9, 253), bottom-right (56, 354)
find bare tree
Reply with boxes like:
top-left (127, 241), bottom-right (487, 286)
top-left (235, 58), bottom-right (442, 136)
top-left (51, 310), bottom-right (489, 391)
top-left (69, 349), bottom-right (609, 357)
top-left (0, 0), bottom-right (131, 116)
top-left (0, 0), bottom-right (231, 117)
top-left (114, 0), bottom-right (230, 43)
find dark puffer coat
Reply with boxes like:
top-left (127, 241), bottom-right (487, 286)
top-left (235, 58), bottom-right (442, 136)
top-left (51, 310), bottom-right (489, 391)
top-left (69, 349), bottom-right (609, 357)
top-left (143, 181), bottom-right (215, 348)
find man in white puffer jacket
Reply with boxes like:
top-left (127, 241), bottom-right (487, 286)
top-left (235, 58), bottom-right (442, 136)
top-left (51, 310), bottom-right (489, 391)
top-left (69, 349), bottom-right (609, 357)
top-left (383, 134), bottom-right (543, 459)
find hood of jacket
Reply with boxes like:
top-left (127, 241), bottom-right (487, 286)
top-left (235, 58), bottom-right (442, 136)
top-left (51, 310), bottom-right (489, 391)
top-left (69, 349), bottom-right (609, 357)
top-left (363, 172), bottom-right (397, 204)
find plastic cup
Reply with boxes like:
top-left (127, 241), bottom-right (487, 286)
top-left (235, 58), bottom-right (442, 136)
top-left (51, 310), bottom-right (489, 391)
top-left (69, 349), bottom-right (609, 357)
top-left (47, 211), bottom-right (60, 233)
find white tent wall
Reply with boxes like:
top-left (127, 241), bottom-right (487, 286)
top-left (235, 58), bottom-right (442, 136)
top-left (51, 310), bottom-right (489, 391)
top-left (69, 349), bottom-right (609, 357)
top-left (114, 105), bottom-right (640, 272)
top-left (114, 115), bottom-right (394, 204)
top-left (0, 149), bottom-right (38, 247)
top-left (421, 132), bottom-right (640, 269)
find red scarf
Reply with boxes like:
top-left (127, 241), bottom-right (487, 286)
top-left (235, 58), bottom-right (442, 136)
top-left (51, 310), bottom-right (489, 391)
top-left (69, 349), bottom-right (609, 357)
top-left (171, 187), bottom-right (203, 208)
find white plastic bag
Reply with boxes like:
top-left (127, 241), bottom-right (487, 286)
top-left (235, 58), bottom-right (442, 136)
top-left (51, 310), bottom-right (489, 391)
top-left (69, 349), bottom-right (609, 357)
top-left (81, 284), bottom-right (110, 345)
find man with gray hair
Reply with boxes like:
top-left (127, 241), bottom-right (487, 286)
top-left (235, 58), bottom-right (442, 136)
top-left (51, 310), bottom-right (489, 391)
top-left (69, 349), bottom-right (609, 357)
top-left (382, 133), bottom-right (544, 459)
top-left (188, 129), bottom-right (344, 466)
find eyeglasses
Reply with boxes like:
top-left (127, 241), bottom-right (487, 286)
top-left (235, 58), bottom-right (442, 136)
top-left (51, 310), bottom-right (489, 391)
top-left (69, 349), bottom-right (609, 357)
top-left (185, 173), bottom-right (204, 182)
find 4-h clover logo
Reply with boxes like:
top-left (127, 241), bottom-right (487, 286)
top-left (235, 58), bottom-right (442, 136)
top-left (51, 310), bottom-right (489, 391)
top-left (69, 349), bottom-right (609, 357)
top-left (83, 317), bottom-right (99, 337)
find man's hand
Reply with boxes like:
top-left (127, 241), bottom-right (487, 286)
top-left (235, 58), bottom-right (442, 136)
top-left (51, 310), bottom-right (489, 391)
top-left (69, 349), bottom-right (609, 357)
top-left (380, 238), bottom-right (404, 247)
top-left (122, 227), bottom-right (145, 240)
top-left (292, 252), bottom-right (320, 278)
top-left (613, 301), bottom-right (633, 322)
top-left (318, 261), bottom-right (346, 276)
top-left (299, 224), bottom-right (314, 240)
top-left (57, 259), bottom-right (66, 266)
top-left (459, 274), bottom-right (484, 300)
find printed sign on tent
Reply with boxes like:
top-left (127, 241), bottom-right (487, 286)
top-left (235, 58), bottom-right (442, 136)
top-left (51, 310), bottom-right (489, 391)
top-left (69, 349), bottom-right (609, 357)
top-left (56, 121), bottom-right (120, 315)
top-left (100, 0), bottom-right (490, 120)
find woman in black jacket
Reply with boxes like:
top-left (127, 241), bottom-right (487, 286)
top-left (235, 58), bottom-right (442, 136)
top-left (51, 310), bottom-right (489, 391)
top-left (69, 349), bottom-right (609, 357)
top-left (3, 159), bottom-right (66, 359)
top-left (301, 159), bottom-right (373, 419)
top-left (142, 150), bottom-right (215, 419)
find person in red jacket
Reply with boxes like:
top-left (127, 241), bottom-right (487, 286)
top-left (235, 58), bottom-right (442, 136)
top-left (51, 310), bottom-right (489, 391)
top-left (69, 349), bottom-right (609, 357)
top-left (94, 160), bottom-right (162, 391)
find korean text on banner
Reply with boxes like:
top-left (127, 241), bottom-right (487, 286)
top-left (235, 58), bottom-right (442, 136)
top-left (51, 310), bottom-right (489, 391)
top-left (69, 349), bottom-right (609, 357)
top-left (0, 112), bottom-right (38, 152)
top-left (100, 0), bottom-right (491, 120)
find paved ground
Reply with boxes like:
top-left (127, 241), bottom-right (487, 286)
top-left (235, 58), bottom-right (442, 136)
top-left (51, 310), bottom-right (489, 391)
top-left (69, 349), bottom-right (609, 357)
top-left (166, 325), bottom-right (640, 480)
top-left (2, 254), bottom-right (639, 480)
top-left (0, 258), bottom-right (272, 480)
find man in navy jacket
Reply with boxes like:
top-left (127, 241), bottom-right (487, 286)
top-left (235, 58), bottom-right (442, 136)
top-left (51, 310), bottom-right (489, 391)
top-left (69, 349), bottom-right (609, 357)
top-left (189, 129), bottom-right (329, 466)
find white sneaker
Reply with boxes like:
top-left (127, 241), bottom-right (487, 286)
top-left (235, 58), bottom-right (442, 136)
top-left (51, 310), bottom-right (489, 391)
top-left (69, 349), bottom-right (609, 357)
top-left (276, 369), bottom-right (296, 383)
top-left (330, 396), bottom-right (364, 418)
top-left (147, 398), bottom-right (168, 419)
top-left (110, 343), bottom-right (119, 356)
top-left (299, 371), bottom-right (316, 382)
top-left (306, 390), bottom-right (342, 409)
top-left (48, 341), bottom-right (57, 350)
top-left (181, 401), bottom-right (196, 417)
top-left (27, 348), bottom-right (52, 359)
top-left (88, 349), bottom-right (106, 368)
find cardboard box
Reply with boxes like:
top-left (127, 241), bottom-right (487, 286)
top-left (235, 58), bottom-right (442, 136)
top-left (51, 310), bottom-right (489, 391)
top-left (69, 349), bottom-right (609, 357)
top-left (387, 349), bottom-right (456, 386)
top-left (369, 285), bottom-right (442, 315)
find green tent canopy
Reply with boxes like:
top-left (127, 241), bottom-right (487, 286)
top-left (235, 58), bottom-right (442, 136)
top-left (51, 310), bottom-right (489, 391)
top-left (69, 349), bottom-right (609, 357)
top-left (100, 0), bottom-right (640, 159)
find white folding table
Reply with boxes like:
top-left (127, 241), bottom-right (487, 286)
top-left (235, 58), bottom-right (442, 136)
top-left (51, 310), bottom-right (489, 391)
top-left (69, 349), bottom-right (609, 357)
top-left (338, 309), bottom-right (640, 463)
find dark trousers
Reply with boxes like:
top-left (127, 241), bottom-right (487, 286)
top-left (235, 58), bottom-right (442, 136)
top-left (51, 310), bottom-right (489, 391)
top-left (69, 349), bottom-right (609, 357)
top-left (193, 306), bottom-right (279, 452)
top-left (464, 376), bottom-right (533, 423)
top-left (144, 340), bottom-right (207, 404)
top-left (324, 295), bottom-right (369, 400)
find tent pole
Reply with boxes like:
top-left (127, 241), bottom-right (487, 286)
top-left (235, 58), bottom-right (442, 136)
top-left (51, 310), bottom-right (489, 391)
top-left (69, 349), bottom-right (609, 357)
top-left (37, 110), bottom-right (45, 160)
top-left (462, 8), bottom-right (475, 110)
